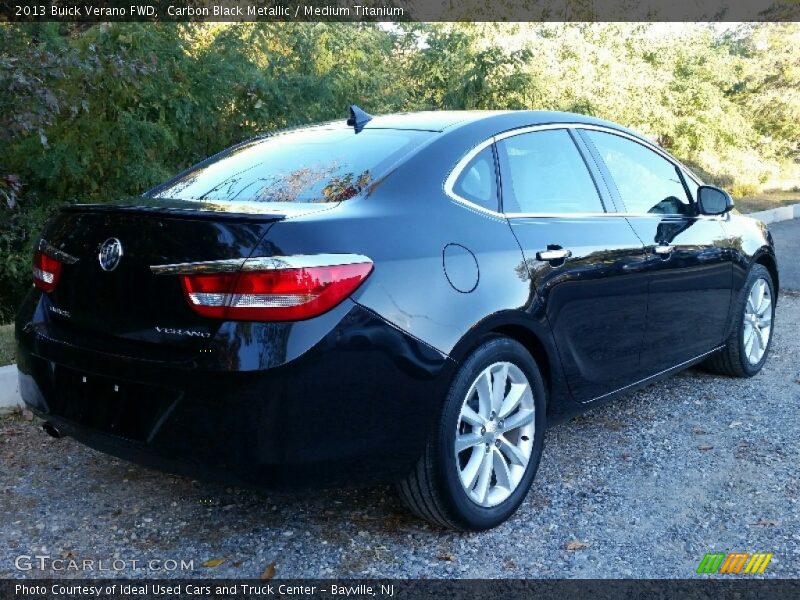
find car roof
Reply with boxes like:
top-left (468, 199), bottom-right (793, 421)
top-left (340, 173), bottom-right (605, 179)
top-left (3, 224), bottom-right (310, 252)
top-left (359, 109), bottom-right (647, 140)
top-left (361, 111), bottom-right (513, 132)
top-left (255, 110), bottom-right (649, 145)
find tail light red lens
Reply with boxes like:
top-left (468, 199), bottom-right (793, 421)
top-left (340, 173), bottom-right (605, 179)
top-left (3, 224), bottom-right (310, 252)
top-left (180, 262), bottom-right (373, 321)
top-left (33, 250), bottom-right (63, 293)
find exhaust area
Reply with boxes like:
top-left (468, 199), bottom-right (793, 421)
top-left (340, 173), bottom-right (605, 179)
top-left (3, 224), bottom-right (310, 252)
top-left (41, 422), bottom-right (63, 439)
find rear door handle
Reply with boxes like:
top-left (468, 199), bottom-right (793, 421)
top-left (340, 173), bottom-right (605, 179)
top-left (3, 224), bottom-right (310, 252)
top-left (653, 244), bottom-right (673, 256)
top-left (536, 248), bottom-right (572, 261)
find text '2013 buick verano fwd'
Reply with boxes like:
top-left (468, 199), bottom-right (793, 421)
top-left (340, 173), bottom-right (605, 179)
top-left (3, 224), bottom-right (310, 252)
top-left (17, 107), bottom-right (779, 530)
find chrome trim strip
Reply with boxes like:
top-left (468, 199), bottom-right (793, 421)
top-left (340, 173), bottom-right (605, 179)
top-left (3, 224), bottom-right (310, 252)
top-left (497, 212), bottom-right (726, 220)
top-left (151, 258), bottom-right (245, 275)
top-left (537, 248), bottom-right (572, 261)
top-left (493, 122), bottom-right (585, 142)
top-left (584, 346), bottom-right (724, 404)
top-left (443, 122), bottom-right (706, 219)
top-left (151, 253), bottom-right (372, 275)
top-left (505, 212), bottom-right (621, 218)
top-left (38, 239), bottom-right (79, 265)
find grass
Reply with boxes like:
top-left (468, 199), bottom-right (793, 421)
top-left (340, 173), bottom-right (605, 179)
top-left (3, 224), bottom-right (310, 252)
top-left (0, 324), bottom-right (15, 366)
top-left (735, 189), bottom-right (800, 214)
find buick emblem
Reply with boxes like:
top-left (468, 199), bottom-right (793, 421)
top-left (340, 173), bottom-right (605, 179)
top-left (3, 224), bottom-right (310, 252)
top-left (98, 238), bottom-right (123, 272)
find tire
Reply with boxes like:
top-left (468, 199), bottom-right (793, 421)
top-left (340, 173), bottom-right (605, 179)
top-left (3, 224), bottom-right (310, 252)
top-left (704, 263), bottom-right (776, 378)
top-left (396, 336), bottom-right (547, 531)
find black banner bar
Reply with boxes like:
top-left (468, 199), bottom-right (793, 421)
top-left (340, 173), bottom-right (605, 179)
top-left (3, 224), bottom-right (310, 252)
top-left (1, 0), bottom-right (799, 22)
top-left (2, 579), bottom-right (800, 600)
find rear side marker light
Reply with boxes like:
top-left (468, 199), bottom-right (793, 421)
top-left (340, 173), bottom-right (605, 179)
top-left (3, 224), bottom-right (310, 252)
top-left (152, 255), bottom-right (373, 322)
top-left (33, 250), bottom-right (63, 293)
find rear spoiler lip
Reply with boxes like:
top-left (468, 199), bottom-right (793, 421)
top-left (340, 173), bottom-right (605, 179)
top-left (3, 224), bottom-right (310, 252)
top-left (63, 196), bottom-right (340, 219)
top-left (61, 203), bottom-right (288, 222)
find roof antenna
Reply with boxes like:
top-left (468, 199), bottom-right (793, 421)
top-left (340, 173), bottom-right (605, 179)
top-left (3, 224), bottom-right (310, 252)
top-left (347, 105), bottom-right (373, 133)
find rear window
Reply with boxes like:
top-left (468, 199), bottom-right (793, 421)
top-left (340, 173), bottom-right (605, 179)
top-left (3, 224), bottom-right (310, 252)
top-left (153, 127), bottom-right (431, 204)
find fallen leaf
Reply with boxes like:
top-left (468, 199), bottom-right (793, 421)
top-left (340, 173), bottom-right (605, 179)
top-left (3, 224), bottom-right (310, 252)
top-left (729, 421), bottom-right (742, 428)
top-left (437, 554), bottom-right (455, 562)
top-left (620, 453), bottom-right (631, 461)
top-left (565, 540), bottom-right (590, 551)
top-left (203, 558), bottom-right (226, 568)
top-left (22, 409), bottom-right (33, 421)
top-left (691, 427), bottom-right (707, 435)
top-left (698, 444), bottom-right (714, 451)
top-left (260, 562), bottom-right (276, 580)
top-left (753, 518), bottom-right (778, 527)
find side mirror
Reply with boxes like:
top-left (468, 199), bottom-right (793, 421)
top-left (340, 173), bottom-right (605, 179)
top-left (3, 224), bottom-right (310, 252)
top-left (697, 185), bottom-right (734, 216)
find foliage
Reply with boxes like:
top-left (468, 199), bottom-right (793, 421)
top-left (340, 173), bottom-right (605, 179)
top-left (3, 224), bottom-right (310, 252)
top-left (0, 323), bottom-right (15, 366)
top-left (0, 22), bottom-right (798, 319)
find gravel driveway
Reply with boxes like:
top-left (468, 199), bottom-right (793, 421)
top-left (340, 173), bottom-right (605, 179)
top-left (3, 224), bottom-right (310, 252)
top-left (1, 294), bottom-right (798, 580)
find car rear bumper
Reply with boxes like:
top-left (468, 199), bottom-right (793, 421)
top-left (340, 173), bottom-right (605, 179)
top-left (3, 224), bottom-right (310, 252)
top-left (16, 299), bottom-right (455, 489)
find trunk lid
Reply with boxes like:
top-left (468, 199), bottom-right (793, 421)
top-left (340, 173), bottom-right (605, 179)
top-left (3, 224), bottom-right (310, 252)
top-left (38, 200), bottom-right (328, 348)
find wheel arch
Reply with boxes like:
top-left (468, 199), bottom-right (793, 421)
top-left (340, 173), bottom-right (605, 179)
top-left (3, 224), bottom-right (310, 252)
top-left (448, 311), bottom-right (566, 412)
top-left (753, 250), bottom-right (779, 295)
top-left (491, 323), bottom-right (552, 398)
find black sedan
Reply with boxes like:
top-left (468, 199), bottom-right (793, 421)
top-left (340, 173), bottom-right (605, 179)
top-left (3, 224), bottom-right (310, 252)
top-left (16, 108), bottom-right (779, 530)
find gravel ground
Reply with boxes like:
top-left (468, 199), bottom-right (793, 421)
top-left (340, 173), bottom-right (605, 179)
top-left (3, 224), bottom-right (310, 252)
top-left (1, 294), bottom-right (798, 580)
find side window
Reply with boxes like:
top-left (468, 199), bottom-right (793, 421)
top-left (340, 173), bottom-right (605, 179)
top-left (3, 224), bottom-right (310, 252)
top-left (496, 129), bottom-right (604, 214)
top-left (585, 130), bottom-right (691, 215)
top-left (451, 146), bottom-right (498, 212)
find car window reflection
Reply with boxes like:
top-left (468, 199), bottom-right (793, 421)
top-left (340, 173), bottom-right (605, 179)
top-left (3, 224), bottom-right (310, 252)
top-left (586, 130), bottom-right (692, 215)
top-left (153, 128), bottom-right (430, 204)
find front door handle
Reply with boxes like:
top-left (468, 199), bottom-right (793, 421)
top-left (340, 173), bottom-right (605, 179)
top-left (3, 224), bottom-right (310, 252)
top-left (653, 244), bottom-right (673, 256)
top-left (536, 248), bottom-right (572, 261)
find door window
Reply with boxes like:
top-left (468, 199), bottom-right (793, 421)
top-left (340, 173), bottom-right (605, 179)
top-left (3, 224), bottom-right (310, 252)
top-left (451, 146), bottom-right (498, 212)
top-left (585, 130), bottom-right (692, 215)
top-left (496, 129), bottom-right (604, 214)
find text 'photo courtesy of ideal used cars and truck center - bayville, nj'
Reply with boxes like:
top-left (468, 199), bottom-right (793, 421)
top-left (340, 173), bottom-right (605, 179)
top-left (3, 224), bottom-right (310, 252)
top-left (1, 2), bottom-right (800, 599)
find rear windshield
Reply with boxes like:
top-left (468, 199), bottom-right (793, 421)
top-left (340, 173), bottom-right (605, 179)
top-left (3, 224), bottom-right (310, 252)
top-left (152, 127), bottom-right (431, 204)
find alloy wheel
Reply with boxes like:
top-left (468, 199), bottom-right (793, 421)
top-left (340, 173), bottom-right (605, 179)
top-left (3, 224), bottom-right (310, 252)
top-left (743, 277), bottom-right (772, 365)
top-left (454, 362), bottom-right (535, 507)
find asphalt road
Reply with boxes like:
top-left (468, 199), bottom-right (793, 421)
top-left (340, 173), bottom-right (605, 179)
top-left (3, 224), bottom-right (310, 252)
top-left (770, 218), bottom-right (799, 291)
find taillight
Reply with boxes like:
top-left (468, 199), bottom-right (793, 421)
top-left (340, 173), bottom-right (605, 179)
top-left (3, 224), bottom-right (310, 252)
top-left (178, 258), bottom-right (373, 321)
top-left (33, 250), bottom-right (62, 293)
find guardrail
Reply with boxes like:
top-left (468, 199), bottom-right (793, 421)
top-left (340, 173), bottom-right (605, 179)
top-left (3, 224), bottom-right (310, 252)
top-left (748, 201), bottom-right (800, 224)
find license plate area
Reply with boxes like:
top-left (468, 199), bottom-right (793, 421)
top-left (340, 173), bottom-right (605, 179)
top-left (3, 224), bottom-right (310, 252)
top-left (50, 366), bottom-right (178, 443)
